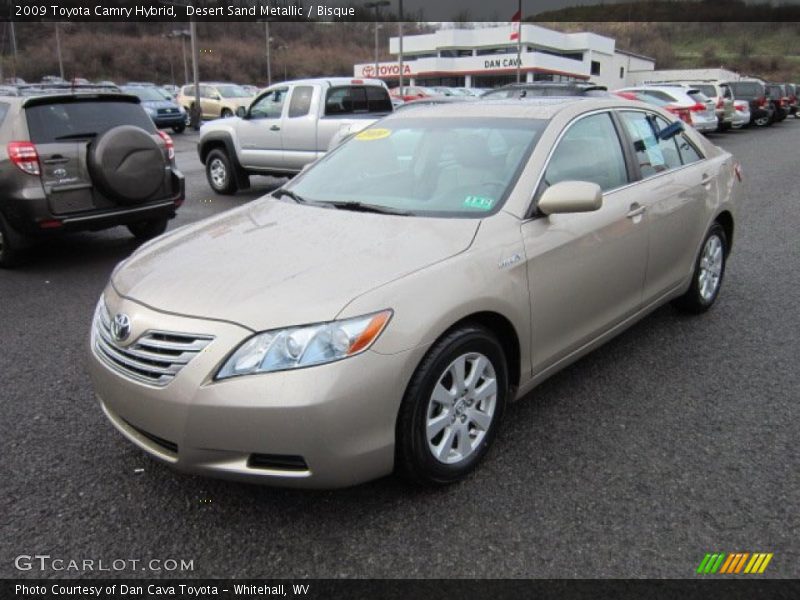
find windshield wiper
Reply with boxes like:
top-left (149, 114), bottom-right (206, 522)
top-left (326, 201), bottom-right (412, 216)
top-left (54, 132), bottom-right (98, 140)
top-left (273, 188), bottom-right (308, 204)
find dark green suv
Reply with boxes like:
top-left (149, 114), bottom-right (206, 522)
top-left (0, 91), bottom-right (184, 267)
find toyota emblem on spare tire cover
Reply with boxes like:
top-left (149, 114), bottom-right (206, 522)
top-left (111, 314), bottom-right (132, 343)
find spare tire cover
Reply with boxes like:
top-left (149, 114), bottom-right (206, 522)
top-left (88, 125), bottom-right (165, 204)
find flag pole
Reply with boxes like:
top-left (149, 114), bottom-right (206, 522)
top-left (516, 0), bottom-right (522, 83)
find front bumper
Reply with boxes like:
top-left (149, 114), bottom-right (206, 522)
top-left (88, 287), bottom-right (422, 488)
top-left (153, 114), bottom-right (186, 128)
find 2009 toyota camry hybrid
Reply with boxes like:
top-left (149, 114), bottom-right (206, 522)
top-left (88, 98), bottom-right (742, 488)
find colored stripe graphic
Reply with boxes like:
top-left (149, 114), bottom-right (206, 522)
top-left (700, 552), bottom-right (774, 575)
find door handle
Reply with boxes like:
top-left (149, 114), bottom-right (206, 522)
top-left (626, 203), bottom-right (646, 219)
top-left (270, 125), bottom-right (281, 131)
top-left (701, 173), bottom-right (713, 185)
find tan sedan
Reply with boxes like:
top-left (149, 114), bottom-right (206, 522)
top-left (88, 98), bottom-right (742, 488)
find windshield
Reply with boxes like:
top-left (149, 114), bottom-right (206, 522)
top-left (217, 85), bottom-right (252, 98)
top-left (123, 86), bottom-right (168, 102)
top-left (285, 117), bottom-right (545, 218)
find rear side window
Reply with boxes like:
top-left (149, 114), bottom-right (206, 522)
top-left (543, 112), bottom-right (628, 193)
top-left (676, 134), bottom-right (703, 164)
top-left (620, 111), bottom-right (681, 178)
top-left (325, 86), bottom-right (392, 115)
top-left (25, 101), bottom-right (155, 143)
top-left (288, 86), bottom-right (313, 118)
top-left (0, 102), bottom-right (9, 125)
top-left (729, 82), bottom-right (762, 98)
top-left (693, 85), bottom-right (716, 98)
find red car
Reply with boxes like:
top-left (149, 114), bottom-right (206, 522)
top-left (389, 86), bottom-right (439, 102)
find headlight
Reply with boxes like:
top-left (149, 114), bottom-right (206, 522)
top-left (216, 310), bottom-right (392, 379)
top-left (146, 107), bottom-right (157, 116)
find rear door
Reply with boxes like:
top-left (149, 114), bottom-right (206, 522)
top-left (317, 85), bottom-right (393, 152)
top-left (24, 97), bottom-right (165, 214)
top-left (617, 110), bottom-right (709, 303)
top-left (279, 84), bottom-right (318, 171)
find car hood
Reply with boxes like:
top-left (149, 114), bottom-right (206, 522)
top-left (112, 199), bottom-right (479, 331)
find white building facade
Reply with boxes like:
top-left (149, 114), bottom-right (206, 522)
top-left (354, 25), bottom-right (655, 90)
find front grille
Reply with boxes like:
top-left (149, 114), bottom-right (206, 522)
top-left (157, 107), bottom-right (179, 115)
top-left (92, 300), bottom-right (213, 387)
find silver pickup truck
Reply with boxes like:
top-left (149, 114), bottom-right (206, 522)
top-left (198, 78), bottom-right (393, 194)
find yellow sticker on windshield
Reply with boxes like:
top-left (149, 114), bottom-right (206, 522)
top-left (355, 128), bottom-right (392, 141)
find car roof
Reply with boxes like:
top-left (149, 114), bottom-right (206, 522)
top-left (382, 97), bottom-right (638, 121)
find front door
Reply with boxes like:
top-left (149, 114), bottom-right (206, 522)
top-left (236, 87), bottom-right (288, 171)
top-left (520, 111), bottom-right (649, 374)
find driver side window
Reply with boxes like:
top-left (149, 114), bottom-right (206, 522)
top-left (541, 112), bottom-right (629, 195)
top-left (249, 89), bottom-right (287, 120)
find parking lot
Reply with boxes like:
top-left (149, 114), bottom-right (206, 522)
top-left (2, 120), bottom-right (798, 579)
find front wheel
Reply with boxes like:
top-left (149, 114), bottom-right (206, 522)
top-left (172, 123), bottom-right (186, 134)
top-left (205, 148), bottom-right (238, 195)
top-left (396, 325), bottom-right (508, 485)
top-left (673, 223), bottom-right (728, 313)
top-left (127, 218), bottom-right (168, 241)
top-left (221, 108), bottom-right (233, 119)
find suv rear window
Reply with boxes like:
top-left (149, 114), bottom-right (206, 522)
top-left (693, 84), bottom-right (716, 97)
top-left (728, 82), bottom-right (762, 98)
top-left (25, 100), bottom-right (155, 143)
top-left (325, 86), bottom-right (392, 115)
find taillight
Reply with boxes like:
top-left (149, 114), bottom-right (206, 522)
top-left (716, 98), bottom-right (724, 109)
top-left (689, 102), bottom-right (707, 112)
top-left (7, 141), bottom-right (40, 175)
top-left (733, 162), bottom-right (743, 182)
top-left (781, 97), bottom-right (789, 107)
top-left (758, 96), bottom-right (767, 107)
top-left (156, 130), bottom-right (174, 161)
top-left (667, 106), bottom-right (693, 125)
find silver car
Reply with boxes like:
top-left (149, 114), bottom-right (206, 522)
top-left (89, 99), bottom-right (742, 488)
top-left (617, 85), bottom-right (719, 133)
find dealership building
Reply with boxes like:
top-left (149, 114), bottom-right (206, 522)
top-left (354, 24), bottom-right (655, 90)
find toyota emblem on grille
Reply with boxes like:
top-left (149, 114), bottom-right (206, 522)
top-left (111, 313), bottom-right (131, 342)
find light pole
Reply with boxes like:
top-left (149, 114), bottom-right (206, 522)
top-left (265, 21), bottom-right (272, 86)
top-left (55, 23), bottom-right (65, 80)
top-left (189, 20), bottom-right (201, 130)
top-left (166, 29), bottom-right (190, 85)
top-left (397, 0), bottom-right (404, 91)
top-left (365, 1), bottom-right (389, 79)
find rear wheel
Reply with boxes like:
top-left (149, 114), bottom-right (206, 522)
top-left (0, 214), bottom-right (27, 268)
top-left (396, 325), bottom-right (508, 485)
top-left (753, 115), bottom-right (770, 127)
top-left (205, 148), bottom-right (238, 195)
top-left (673, 223), bottom-right (727, 313)
top-left (127, 218), bottom-right (168, 241)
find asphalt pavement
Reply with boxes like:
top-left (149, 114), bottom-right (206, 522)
top-left (2, 121), bottom-right (798, 579)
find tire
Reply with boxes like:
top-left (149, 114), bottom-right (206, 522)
top-left (205, 148), bottom-right (238, 195)
top-left (221, 108), bottom-right (233, 119)
top-left (396, 324), bottom-right (508, 485)
top-left (673, 223), bottom-right (728, 314)
top-left (172, 123), bottom-right (186, 134)
top-left (0, 213), bottom-right (27, 268)
top-left (127, 218), bottom-right (168, 241)
top-left (753, 115), bottom-right (770, 127)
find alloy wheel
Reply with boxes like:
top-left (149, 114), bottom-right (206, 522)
top-left (426, 352), bottom-right (497, 465)
top-left (209, 158), bottom-right (228, 189)
top-left (698, 234), bottom-right (724, 302)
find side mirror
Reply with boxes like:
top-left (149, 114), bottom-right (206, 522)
top-left (538, 181), bottom-right (603, 215)
top-left (212, 95), bottom-right (221, 101)
top-left (657, 120), bottom-right (684, 140)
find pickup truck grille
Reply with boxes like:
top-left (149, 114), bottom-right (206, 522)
top-left (92, 300), bottom-right (213, 387)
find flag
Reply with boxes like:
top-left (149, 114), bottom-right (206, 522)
top-left (510, 9), bottom-right (521, 41)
